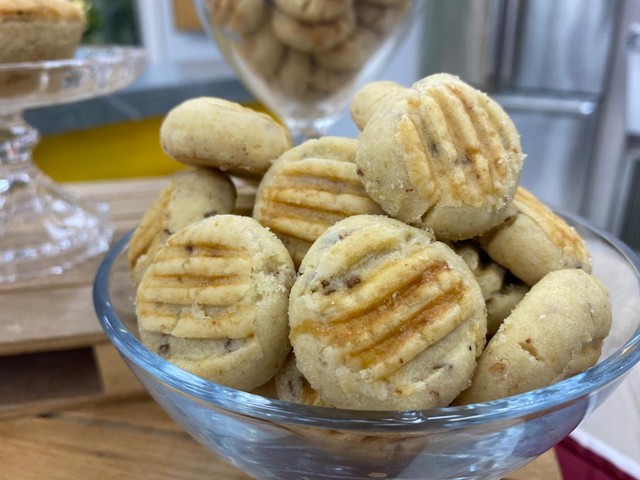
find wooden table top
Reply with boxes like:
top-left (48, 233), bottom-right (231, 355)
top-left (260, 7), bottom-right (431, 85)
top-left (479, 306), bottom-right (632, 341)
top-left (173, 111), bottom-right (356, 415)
top-left (0, 178), bottom-right (563, 480)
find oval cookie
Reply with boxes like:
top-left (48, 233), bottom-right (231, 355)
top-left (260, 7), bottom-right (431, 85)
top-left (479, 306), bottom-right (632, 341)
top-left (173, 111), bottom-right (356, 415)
top-left (135, 215), bottom-right (296, 391)
top-left (289, 215), bottom-right (486, 410)
top-left (128, 168), bottom-right (237, 285)
top-left (479, 187), bottom-right (592, 285)
top-left (160, 97), bottom-right (292, 177)
top-left (349, 79), bottom-right (406, 130)
top-left (455, 269), bottom-right (612, 404)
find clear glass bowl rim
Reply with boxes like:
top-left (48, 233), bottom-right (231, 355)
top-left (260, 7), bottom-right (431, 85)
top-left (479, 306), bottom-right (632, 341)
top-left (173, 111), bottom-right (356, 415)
top-left (93, 213), bottom-right (640, 432)
top-left (0, 45), bottom-right (147, 72)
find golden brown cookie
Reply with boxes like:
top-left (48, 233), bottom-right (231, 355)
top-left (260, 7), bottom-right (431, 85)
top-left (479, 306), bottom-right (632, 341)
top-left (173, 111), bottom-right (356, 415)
top-left (356, 73), bottom-right (524, 240)
top-left (253, 137), bottom-right (384, 266)
top-left (136, 214), bottom-right (296, 391)
top-left (272, 4), bottom-right (355, 53)
top-left (206, 0), bottom-right (265, 34)
top-left (274, 0), bottom-right (353, 22)
top-left (160, 97), bottom-right (292, 177)
top-left (349, 79), bottom-right (406, 130)
top-left (479, 187), bottom-right (592, 285)
top-left (289, 215), bottom-right (486, 410)
top-left (128, 168), bottom-right (237, 286)
top-left (451, 240), bottom-right (528, 337)
top-left (455, 269), bottom-right (611, 404)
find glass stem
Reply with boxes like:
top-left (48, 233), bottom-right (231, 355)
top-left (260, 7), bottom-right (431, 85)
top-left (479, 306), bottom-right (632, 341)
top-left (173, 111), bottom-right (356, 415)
top-left (287, 118), bottom-right (335, 146)
top-left (0, 112), bottom-right (40, 198)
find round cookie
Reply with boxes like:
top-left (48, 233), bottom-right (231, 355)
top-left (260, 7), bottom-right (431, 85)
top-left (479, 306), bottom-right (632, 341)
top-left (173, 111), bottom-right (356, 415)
top-left (274, 48), bottom-right (313, 99)
top-left (452, 240), bottom-right (528, 337)
top-left (485, 281), bottom-right (528, 337)
top-left (128, 168), bottom-right (237, 286)
top-left (135, 214), bottom-right (296, 391)
top-left (354, 0), bottom-right (409, 35)
top-left (160, 97), bottom-right (292, 177)
top-left (206, 0), bottom-right (265, 34)
top-left (0, 0), bottom-right (86, 64)
top-left (272, 4), bottom-right (355, 53)
top-left (253, 137), bottom-right (384, 266)
top-left (455, 269), bottom-right (612, 404)
top-left (479, 186), bottom-right (592, 286)
top-left (274, 0), bottom-right (353, 22)
top-left (356, 73), bottom-right (524, 240)
top-left (289, 215), bottom-right (487, 410)
top-left (314, 28), bottom-right (379, 73)
top-left (349, 79), bottom-right (406, 130)
top-left (237, 8), bottom-right (287, 81)
top-left (275, 354), bottom-right (331, 406)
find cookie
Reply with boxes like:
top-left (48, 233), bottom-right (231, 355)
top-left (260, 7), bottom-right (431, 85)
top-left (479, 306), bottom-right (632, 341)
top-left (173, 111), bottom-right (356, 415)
top-left (206, 0), bottom-right (265, 34)
top-left (485, 280), bottom-right (528, 337)
top-left (253, 137), bottom-right (384, 266)
top-left (354, 0), bottom-right (408, 35)
top-left (314, 27), bottom-right (378, 72)
top-left (349, 80), bottom-right (406, 130)
top-left (135, 214), bottom-right (296, 391)
top-left (275, 354), bottom-right (331, 406)
top-left (274, 0), bottom-right (353, 22)
top-left (237, 8), bottom-right (287, 81)
top-left (0, 0), bottom-right (85, 64)
top-left (289, 215), bottom-right (486, 410)
top-left (479, 187), bottom-right (592, 285)
top-left (160, 97), bottom-right (292, 177)
top-left (455, 269), bottom-right (611, 404)
top-left (272, 4), bottom-right (355, 53)
top-left (275, 48), bottom-right (313, 99)
top-left (356, 73), bottom-right (524, 240)
top-left (128, 168), bottom-right (237, 285)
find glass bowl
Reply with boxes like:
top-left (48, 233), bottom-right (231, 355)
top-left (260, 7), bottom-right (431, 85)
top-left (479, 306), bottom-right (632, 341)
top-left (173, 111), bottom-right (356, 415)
top-left (93, 214), bottom-right (640, 480)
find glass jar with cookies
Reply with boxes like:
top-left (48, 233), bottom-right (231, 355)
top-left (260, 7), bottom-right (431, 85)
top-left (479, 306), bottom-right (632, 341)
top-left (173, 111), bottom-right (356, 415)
top-left (193, 0), bottom-right (425, 144)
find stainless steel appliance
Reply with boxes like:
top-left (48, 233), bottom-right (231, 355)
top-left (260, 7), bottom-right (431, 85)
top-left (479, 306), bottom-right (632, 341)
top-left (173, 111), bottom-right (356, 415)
top-left (419, 0), bottom-right (636, 226)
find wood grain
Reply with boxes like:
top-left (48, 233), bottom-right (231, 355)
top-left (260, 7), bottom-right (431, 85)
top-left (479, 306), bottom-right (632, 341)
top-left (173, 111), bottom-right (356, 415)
top-left (0, 398), bottom-right (560, 480)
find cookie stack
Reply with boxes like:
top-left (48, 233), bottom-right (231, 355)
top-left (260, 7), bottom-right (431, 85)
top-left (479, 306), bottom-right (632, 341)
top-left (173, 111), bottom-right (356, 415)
top-left (130, 73), bottom-right (612, 411)
top-left (206, 0), bottom-right (412, 100)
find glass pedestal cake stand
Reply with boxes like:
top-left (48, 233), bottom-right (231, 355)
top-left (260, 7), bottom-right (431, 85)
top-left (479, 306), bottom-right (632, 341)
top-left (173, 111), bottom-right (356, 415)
top-left (0, 46), bottom-right (146, 284)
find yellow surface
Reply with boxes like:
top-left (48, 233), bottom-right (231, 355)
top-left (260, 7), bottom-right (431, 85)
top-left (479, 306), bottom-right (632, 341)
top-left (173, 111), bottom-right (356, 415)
top-left (33, 102), bottom-right (269, 182)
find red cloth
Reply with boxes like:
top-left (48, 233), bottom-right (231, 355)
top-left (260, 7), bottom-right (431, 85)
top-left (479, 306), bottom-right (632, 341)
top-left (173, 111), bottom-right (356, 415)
top-left (556, 436), bottom-right (638, 480)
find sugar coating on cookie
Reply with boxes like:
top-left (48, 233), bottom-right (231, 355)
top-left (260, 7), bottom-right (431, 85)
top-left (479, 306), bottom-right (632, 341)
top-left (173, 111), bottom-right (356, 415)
top-left (356, 73), bottom-right (524, 240)
top-left (136, 214), bottom-right (296, 391)
top-left (128, 168), bottom-right (237, 286)
top-left (160, 97), bottom-right (292, 177)
top-left (289, 215), bottom-right (486, 410)
top-left (253, 137), bottom-right (384, 266)
top-left (455, 269), bottom-right (611, 404)
top-left (479, 187), bottom-right (592, 286)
